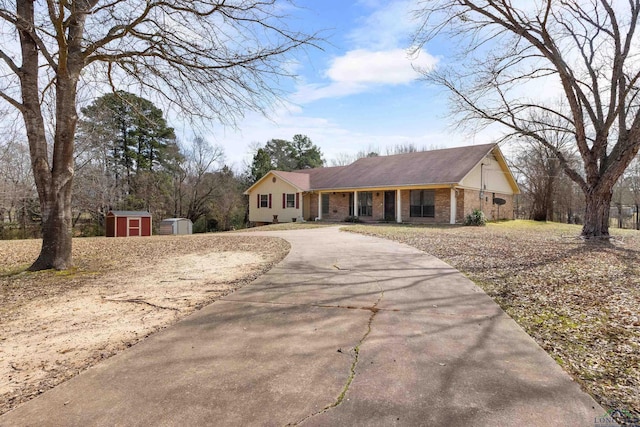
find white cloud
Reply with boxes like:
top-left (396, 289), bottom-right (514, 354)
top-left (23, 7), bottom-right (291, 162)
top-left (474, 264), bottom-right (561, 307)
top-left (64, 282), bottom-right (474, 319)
top-left (326, 48), bottom-right (436, 84)
top-left (292, 47), bottom-right (437, 103)
top-left (348, 0), bottom-right (415, 50)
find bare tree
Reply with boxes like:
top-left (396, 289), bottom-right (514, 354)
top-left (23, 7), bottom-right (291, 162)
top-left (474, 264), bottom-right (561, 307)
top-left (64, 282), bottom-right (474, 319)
top-left (329, 152), bottom-right (356, 167)
top-left (414, 0), bottom-right (640, 238)
top-left (513, 143), bottom-right (561, 221)
top-left (183, 136), bottom-right (225, 223)
top-left (385, 143), bottom-right (419, 155)
top-left (627, 158), bottom-right (640, 229)
top-left (0, 1), bottom-right (318, 270)
top-left (0, 139), bottom-right (36, 236)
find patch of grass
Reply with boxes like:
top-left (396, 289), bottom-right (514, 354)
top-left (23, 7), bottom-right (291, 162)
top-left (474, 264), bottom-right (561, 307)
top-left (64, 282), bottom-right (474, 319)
top-left (345, 221), bottom-right (640, 419)
top-left (0, 265), bottom-right (30, 277)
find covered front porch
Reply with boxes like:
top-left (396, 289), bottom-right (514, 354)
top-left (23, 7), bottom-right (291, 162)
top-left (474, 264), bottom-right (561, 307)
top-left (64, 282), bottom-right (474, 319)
top-left (304, 187), bottom-right (464, 225)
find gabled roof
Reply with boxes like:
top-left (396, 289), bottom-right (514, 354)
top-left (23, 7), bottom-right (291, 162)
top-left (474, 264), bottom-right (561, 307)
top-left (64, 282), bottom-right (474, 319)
top-left (271, 170), bottom-right (312, 191)
top-left (108, 210), bottom-right (152, 217)
top-left (160, 218), bottom-right (192, 223)
top-left (245, 143), bottom-right (518, 193)
top-left (301, 143), bottom-right (502, 189)
top-left (243, 170), bottom-right (313, 195)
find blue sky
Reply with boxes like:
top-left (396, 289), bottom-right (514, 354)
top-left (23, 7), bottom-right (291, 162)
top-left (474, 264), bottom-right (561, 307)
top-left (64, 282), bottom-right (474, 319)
top-left (200, 0), bottom-right (496, 171)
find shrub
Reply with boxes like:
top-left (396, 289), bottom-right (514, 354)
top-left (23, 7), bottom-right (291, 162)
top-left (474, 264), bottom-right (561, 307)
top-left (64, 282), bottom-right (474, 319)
top-left (465, 209), bottom-right (486, 226)
top-left (344, 215), bottom-right (362, 223)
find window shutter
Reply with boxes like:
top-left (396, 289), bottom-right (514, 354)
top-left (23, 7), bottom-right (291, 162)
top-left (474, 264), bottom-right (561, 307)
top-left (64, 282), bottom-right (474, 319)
top-left (282, 193), bottom-right (286, 209)
top-left (269, 193), bottom-right (272, 209)
top-left (257, 194), bottom-right (260, 209)
top-left (296, 193), bottom-right (299, 209)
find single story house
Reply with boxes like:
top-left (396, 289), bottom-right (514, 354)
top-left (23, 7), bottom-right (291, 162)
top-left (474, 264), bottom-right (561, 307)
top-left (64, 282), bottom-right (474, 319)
top-left (244, 143), bottom-right (520, 225)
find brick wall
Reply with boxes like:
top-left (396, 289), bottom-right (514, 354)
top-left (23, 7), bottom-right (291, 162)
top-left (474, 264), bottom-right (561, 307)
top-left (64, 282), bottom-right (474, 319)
top-left (400, 189), bottom-right (452, 224)
top-left (312, 188), bottom-right (515, 223)
top-left (456, 190), bottom-right (465, 223)
top-left (463, 189), bottom-right (482, 219)
top-left (307, 194), bottom-right (318, 221)
top-left (321, 192), bottom-right (352, 221)
top-left (486, 192), bottom-right (515, 220)
top-left (371, 192), bottom-right (384, 220)
top-left (461, 189), bottom-right (514, 220)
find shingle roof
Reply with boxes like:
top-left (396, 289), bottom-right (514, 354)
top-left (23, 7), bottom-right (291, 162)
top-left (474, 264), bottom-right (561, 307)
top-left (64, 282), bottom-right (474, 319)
top-left (108, 210), bottom-right (152, 217)
top-left (293, 143), bottom-right (497, 190)
top-left (271, 170), bottom-right (312, 191)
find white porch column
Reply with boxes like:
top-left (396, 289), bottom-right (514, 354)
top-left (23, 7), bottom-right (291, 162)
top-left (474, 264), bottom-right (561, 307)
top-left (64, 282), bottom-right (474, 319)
top-left (353, 190), bottom-right (358, 217)
top-left (317, 193), bottom-right (322, 220)
top-left (450, 187), bottom-right (457, 224)
top-left (299, 193), bottom-right (304, 221)
top-left (396, 190), bottom-right (402, 223)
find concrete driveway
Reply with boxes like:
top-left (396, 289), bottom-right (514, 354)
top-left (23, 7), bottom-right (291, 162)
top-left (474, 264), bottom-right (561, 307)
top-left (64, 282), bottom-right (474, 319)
top-left (1, 227), bottom-right (603, 426)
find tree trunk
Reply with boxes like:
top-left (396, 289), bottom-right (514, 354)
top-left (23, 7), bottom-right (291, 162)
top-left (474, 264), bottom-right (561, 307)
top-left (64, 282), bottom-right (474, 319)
top-left (582, 190), bottom-right (613, 238)
top-left (17, 0), bottom-right (85, 270)
top-left (28, 184), bottom-right (73, 271)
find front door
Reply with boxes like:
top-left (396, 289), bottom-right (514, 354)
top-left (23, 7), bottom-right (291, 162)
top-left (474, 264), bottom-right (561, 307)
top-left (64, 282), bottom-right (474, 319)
top-left (384, 191), bottom-right (396, 221)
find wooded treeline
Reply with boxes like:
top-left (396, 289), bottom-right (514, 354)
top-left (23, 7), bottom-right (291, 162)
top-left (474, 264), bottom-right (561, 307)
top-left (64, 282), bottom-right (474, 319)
top-left (4, 91), bottom-right (640, 238)
top-left (0, 93), bottom-right (333, 239)
top-left (512, 142), bottom-right (640, 230)
top-left (0, 93), bottom-right (248, 238)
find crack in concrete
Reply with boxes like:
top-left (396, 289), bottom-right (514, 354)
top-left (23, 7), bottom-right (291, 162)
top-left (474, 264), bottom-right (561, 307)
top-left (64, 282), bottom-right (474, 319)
top-left (286, 291), bottom-right (384, 426)
top-left (222, 298), bottom-right (397, 313)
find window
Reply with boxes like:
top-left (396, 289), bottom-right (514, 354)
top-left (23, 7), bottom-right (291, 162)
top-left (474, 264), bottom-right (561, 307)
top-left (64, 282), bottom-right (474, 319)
top-left (358, 192), bottom-right (373, 217)
top-left (260, 194), bottom-right (269, 208)
top-left (322, 194), bottom-right (330, 215)
top-left (410, 190), bottom-right (435, 217)
top-left (286, 193), bottom-right (295, 208)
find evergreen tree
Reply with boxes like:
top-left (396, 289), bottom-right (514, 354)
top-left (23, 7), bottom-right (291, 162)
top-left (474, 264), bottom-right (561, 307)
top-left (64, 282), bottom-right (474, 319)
top-left (75, 92), bottom-right (177, 211)
top-left (249, 148), bottom-right (273, 183)
top-left (290, 134), bottom-right (324, 169)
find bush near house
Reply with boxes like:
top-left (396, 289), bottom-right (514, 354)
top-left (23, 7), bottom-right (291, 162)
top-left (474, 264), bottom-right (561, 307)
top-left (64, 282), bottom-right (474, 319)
top-left (464, 209), bottom-right (486, 226)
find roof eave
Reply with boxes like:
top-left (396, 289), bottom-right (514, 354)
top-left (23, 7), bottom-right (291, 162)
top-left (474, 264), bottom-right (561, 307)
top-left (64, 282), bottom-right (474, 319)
top-left (243, 170), bottom-right (309, 195)
top-left (308, 182), bottom-right (461, 192)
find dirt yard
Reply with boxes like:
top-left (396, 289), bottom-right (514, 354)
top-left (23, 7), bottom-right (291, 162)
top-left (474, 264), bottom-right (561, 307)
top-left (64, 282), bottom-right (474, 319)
top-left (0, 233), bottom-right (290, 415)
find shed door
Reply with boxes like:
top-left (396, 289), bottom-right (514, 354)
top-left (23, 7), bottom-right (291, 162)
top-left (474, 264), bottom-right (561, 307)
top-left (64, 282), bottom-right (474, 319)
top-left (141, 217), bottom-right (151, 236)
top-left (116, 217), bottom-right (128, 237)
top-left (129, 218), bottom-right (140, 237)
top-left (106, 215), bottom-right (115, 237)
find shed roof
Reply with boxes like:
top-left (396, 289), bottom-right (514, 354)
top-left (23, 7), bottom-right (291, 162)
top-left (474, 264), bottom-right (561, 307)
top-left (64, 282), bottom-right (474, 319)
top-left (108, 211), bottom-right (152, 217)
top-left (160, 218), bottom-right (192, 223)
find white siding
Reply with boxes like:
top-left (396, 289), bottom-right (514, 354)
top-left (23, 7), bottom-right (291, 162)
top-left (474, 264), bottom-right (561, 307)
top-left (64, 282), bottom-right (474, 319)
top-left (460, 155), bottom-right (515, 194)
top-left (248, 173), bottom-right (304, 223)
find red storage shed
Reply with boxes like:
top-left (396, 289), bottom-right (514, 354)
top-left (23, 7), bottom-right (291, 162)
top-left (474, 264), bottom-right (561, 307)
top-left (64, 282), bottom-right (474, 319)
top-left (106, 211), bottom-right (152, 237)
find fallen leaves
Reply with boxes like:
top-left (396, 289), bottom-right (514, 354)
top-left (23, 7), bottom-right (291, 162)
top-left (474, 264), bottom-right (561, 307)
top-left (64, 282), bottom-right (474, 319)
top-left (346, 221), bottom-right (640, 420)
top-left (0, 233), bottom-right (290, 416)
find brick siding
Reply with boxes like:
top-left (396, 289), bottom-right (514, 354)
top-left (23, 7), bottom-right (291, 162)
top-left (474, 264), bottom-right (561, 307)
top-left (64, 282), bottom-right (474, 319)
top-left (311, 188), bottom-right (514, 224)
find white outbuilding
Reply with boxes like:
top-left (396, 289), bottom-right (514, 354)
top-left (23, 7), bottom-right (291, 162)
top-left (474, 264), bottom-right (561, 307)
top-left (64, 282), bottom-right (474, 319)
top-left (158, 218), bottom-right (193, 235)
